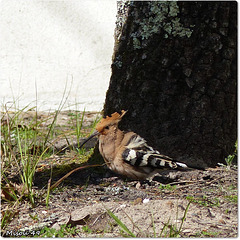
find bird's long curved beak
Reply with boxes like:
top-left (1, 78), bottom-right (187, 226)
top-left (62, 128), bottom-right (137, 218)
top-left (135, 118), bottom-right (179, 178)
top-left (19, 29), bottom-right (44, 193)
top-left (79, 131), bottom-right (100, 149)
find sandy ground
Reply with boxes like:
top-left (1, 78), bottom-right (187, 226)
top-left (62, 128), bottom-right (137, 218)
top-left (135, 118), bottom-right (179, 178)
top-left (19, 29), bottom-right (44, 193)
top-left (1, 111), bottom-right (238, 237)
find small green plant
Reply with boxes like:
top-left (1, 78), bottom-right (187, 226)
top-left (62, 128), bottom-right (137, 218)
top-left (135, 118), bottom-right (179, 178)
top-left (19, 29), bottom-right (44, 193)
top-left (1, 105), bottom-right (39, 205)
top-left (224, 140), bottom-right (237, 169)
top-left (82, 225), bottom-right (93, 234)
top-left (195, 230), bottom-right (219, 237)
top-left (186, 195), bottom-right (220, 207)
top-left (159, 200), bottom-right (191, 237)
top-left (1, 207), bottom-right (18, 231)
top-left (225, 209), bottom-right (230, 214)
top-left (160, 218), bottom-right (180, 237)
top-left (225, 154), bottom-right (235, 169)
top-left (106, 208), bottom-right (136, 237)
top-left (106, 200), bottom-right (191, 238)
top-left (29, 214), bottom-right (39, 221)
top-left (159, 184), bottom-right (177, 191)
top-left (89, 113), bottom-right (102, 135)
top-left (68, 108), bottom-right (86, 149)
top-left (224, 194), bottom-right (237, 203)
top-left (39, 224), bottom-right (79, 237)
top-left (227, 184), bottom-right (237, 191)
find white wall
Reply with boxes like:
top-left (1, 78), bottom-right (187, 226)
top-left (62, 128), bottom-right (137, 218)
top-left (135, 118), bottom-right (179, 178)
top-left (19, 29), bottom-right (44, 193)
top-left (0, 0), bottom-right (117, 112)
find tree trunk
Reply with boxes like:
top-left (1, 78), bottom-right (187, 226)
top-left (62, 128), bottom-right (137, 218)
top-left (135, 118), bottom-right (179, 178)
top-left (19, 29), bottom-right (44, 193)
top-left (103, 1), bottom-right (237, 168)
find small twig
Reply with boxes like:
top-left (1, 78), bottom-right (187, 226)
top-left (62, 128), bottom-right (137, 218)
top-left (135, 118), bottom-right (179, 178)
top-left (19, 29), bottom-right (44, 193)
top-left (175, 176), bottom-right (223, 190)
top-left (91, 212), bottom-right (106, 226)
top-left (204, 176), bottom-right (223, 186)
top-left (168, 180), bottom-right (198, 186)
top-left (50, 163), bottom-right (105, 191)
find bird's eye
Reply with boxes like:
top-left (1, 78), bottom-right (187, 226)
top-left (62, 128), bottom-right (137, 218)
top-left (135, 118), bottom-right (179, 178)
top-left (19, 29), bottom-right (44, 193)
top-left (105, 126), bottom-right (110, 130)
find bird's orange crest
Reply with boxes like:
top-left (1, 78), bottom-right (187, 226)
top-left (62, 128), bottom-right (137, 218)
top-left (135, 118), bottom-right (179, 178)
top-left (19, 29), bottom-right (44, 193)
top-left (96, 110), bottom-right (127, 133)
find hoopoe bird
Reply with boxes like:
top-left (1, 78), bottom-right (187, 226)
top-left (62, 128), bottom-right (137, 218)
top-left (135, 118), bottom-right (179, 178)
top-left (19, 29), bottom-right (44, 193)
top-left (81, 110), bottom-right (194, 180)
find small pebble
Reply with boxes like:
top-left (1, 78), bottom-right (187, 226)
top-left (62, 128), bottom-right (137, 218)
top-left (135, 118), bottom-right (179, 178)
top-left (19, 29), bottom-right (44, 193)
top-left (143, 198), bottom-right (150, 204)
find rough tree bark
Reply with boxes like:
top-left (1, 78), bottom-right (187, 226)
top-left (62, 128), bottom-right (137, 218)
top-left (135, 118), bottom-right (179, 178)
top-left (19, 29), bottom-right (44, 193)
top-left (102, 1), bottom-right (237, 168)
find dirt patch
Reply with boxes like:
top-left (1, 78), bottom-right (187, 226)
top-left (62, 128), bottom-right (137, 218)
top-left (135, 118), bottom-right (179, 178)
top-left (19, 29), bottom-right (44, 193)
top-left (1, 111), bottom-right (238, 237)
top-left (2, 166), bottom-right (237, 237)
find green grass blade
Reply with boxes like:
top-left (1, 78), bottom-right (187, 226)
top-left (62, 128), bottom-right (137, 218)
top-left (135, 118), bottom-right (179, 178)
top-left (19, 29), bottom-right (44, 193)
top-left (106, 208), bottom-right (136, 237)
top-left (176, 200), bottom-right (191, 235)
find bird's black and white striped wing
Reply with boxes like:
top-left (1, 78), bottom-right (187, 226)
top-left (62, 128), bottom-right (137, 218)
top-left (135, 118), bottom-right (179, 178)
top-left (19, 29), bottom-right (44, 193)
top-left (122, 134), bottom-right (188, 170)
